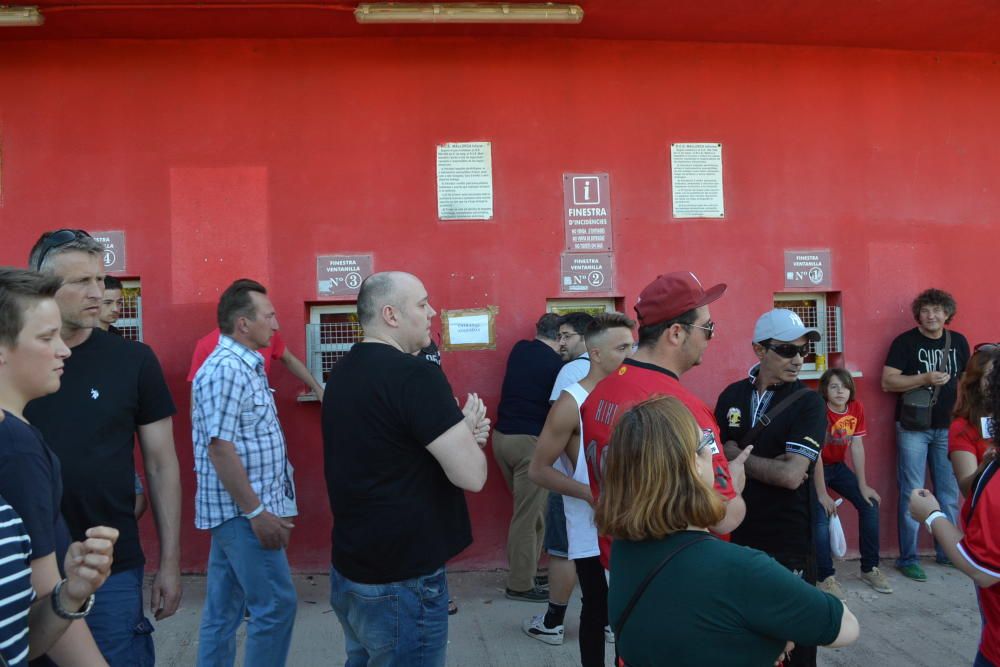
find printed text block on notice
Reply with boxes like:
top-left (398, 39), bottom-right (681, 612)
top-left (563, 173), bottom-right (612, 252)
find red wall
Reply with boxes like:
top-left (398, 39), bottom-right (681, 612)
top-left (1, 37), bottom-right (997, 572)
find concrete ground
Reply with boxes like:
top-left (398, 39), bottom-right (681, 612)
top-left (152, 558), bottom-right (980, 666)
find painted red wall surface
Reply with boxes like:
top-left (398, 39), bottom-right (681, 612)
top-left (1, 38), bottom-right (997, 572)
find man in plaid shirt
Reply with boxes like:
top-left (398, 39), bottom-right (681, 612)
top-left (192, 279), bottom-right (297, 667)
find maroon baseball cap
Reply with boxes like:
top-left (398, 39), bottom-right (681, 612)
top-left (634, 271), bottom-right (727, 326)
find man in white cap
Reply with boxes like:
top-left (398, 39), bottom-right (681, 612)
top-left (715, 309), bottom-right (829, 667)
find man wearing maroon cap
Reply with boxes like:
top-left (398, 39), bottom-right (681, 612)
top-left (581, 271), bottom-right (748, 573)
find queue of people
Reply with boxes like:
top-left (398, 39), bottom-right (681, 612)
top-left (0, 227), bottom-right (995, 667)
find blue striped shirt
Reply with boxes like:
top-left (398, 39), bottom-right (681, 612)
top-left (192, 335), bottom-right (296, 529)
top-left (0, 498), bottom-right (33, 666)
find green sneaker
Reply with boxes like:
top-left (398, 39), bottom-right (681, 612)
top-left (896, 563), bottom-right (927, 582)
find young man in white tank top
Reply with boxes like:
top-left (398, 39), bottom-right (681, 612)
top-left (524, 314), bottom-right (636, 667)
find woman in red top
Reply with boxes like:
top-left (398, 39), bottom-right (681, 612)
top-left (910, 356), bottom-right (1000, 667)
top-left (950, 344), bottom-right (998, 496)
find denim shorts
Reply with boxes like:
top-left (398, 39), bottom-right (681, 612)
top-left (543, 492), bottom-right (569, 558)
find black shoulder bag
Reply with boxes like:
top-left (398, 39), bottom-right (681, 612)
top-left (612, 534), bottom-right (712, 657)
top-left (900, 330), bottom-right (951, 431)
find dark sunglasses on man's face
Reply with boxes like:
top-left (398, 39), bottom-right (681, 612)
top-left (37, 229), bottom-right (92, 267)
top-left (764, 342), bottom-right (810, 359)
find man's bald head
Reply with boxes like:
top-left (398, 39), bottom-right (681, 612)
top-left (357, 272), bottom-right (417, 327)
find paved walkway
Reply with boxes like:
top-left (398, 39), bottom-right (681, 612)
top-left (152, 559), bottom-right (980, 666)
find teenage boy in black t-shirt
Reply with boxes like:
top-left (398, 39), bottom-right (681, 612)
top-left (882, 287), bottom-right (969, 582)
top-left (323, 271), bottom-right (490, 666)
top-left (24, 230), bottom-right (183, 667)
top-left (717, 309), bottom-right (828, 667)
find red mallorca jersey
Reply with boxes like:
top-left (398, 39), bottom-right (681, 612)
top-left (581, 358), bottom-right (736, 569)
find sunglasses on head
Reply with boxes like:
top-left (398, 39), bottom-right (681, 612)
top-left (974, 342), bottom-right (999, 354)
top-left (37, 229), bottom-right (92, 268)
top-left (764, 342), bottom-right (810, 359)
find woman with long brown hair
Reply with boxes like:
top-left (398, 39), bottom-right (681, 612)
top-left (951, 344), bottom-right (998, 495)
top-left (595, 396), bottom-right (858, 667)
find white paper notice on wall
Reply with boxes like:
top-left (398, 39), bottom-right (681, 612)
top-left (437, 142), bottom-right (494, 220)
top-left (447, 314), bottom-right (490, 345)
top-left (671, 143), bottom-right (724, 218)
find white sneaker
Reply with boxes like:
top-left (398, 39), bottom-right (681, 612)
top-left (605, 625), bottom-right (615, 643)
top-left (522, 613), bottom-right (564, 646)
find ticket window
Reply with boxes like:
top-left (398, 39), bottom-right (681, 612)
top-left (305, 304), bottom-right (363, 387)
top-left (116, 279), bottom-right (143, 342)
top-left (545, 298), bottom-right (618, 317)
top-left (772, 292), bottom-right (844, 378)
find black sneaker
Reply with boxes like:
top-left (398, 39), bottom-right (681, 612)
top-left (505, 586), bottom-right (549, 602)
top-left (534, 574), bottom-right (550, 590)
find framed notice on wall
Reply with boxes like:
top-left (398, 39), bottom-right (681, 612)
top-left (441, 306), bottom-right (498, 351)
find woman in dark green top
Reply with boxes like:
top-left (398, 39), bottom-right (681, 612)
top-left (595, 396), bottom-right (859, 667)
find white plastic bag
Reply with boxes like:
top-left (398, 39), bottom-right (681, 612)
top-left (828, 498), bottom-right (847, 558)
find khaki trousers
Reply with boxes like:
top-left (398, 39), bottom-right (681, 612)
top-left (492, 430), bottom-right (548, 592)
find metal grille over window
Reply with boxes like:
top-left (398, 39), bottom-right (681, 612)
top-left (825, 306), bottom-right (843, 353)
top-left (306, 310), bottom-right (363, 384)
top-left (118, 284), bottom-right (143, 342)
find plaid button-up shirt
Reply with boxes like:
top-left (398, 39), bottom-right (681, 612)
top-left (192, 335), bottom-right (296, 530)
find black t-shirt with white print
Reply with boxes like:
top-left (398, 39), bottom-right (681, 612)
top-left (885, 327), bottom-right (970, 429)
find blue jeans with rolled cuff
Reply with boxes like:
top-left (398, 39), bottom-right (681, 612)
top-left (329, 564), bottom-right (449, 667)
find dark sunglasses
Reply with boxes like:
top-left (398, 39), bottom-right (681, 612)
top-left (685, 320), bottom-right (716, 340)
top-left (974, 342), bottom-right (999, 354)
top-left (764, 342), bottom-right (810, 359)
top-left (37, 229), bottom-right (92, 268)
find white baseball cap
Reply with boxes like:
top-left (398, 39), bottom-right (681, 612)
top-left (753, 309), bottom-right (821, 343)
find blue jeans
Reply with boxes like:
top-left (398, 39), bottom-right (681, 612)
top-left (812, 463), bottom-right (881, 579)
top-left (329, 564), bottom-right (449, 667)
top-left (543, 492), bottom-right (569, 558)
top-left (85, 566), bottom-right (154, 667)
top-left (896, 423), bottom-right (960, 566)
top-left (197, 517), bottom-right (297, 667)
top-left (974, 650), bottom-right (995, 666)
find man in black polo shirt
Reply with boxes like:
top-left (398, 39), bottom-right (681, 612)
top-left (323, 271), bottom-right (489, 666)
top-left (716, 308), bottom-right (828, 667)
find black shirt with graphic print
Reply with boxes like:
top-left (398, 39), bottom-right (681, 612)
top-left (885, 327), bottom-right (970, 429)
top-left (715, 370), bottom-right (827, 557)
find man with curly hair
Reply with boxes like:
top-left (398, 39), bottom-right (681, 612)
top-left (882, 288), bottom-right (970, 582)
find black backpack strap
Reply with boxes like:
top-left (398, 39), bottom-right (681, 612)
top-left (613, 534), bottom-right (712, 642)
top-left (969, 459), bottom-right (999, 515)
top-left (738, 387), bottom-right (813, 449)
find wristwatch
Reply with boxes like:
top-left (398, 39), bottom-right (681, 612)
top-left (924, 510), bottom-right (947, 535)
top-left (51, 579), bottom-right (95, 620)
